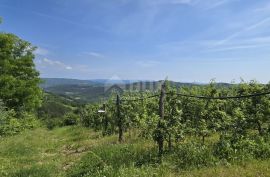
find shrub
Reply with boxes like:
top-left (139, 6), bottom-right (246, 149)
top-left (213, 135), bottom-right (270, 163)
top-left (253, 136), bottom-right (270, 159)
top-left (0, 101), bottom-right (18, 136)
top-left (42, 112), bottom-right (80, 130)
top-left (213, 137), bottom-right (234, 161)
top-left (20, 112), bottom-right (40, 130)
top-left (67, 143), bottom-right (159, 177)
top-left (174, 142), bottom-right (217, 169)
top-left (43, 117), bottom-right (63, 130)
top-left (0, 101), bottom-right (39, 136)
top-left (63, 113), bottom-right (80, 126)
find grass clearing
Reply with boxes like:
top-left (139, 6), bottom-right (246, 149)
top-left (1, 126), bottom-right (270, 177)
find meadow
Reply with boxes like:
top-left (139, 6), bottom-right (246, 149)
top-left (1, 126), bottom-right (270, 177)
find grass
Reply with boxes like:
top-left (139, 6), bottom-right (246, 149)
top-left (0, 126), bottom-right (270, 177)
top-left (0, 126), bottom-right (114, 177)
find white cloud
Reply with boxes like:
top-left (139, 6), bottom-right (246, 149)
top-left (83, 52), bottom-right (104, 58)
top-left (206, 44), bottom-right (270, 52)
top-left (205, 36), bottom-right (270, 53)
top-left (213, 16), bottom-right (270, 47)
top-left (34, 47), bottom-right (49, 56)
top-left (147, 0), bottom-right (233, 9)
top-left (65, 66), bottom-right (73, 70)
top-left (38, 58), bottom-right (72, 70)
top-left (203, 0), bottom-right (231, 10)
top-left (157, 33), bottom-right (270, 55)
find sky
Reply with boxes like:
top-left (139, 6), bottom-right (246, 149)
top-left (0, 0), bottom-right (270, 83)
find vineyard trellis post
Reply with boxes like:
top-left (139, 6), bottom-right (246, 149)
top-left (102, 103), bottom-right (108, 136)
top-left (157, 81), bottom-right (166, 161)
top-left (117, 94), bottom-right (124, 142)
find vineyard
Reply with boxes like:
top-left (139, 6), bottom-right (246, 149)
top-left (2, 1), bottom-right (270, 175)
top-left (80, 80), bottom-right (270, 169)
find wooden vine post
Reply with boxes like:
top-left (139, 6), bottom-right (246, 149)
top-left (102, 103), bottom-right (108, 136)
top-left (158, 82), bottom-right (166, 161)
top-left (117, 94), bottom-right (123, 142)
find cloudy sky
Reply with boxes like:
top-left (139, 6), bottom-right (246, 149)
top-left (1, 0), bottom-right (270, 83)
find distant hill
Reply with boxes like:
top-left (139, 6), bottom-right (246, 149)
top-left (41, 78), bottom-right (139, 88)
top-left (40, 78), bottom-right (232, 103)
top-left (41, 78), bottom-right (101, 88)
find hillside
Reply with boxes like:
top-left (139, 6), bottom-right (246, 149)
top-left (1, 126), bottom-right (270, 177)
top-left (41, 78), bottom-right (139, 88)
top-left (41, 78), bottom-right (232, 103)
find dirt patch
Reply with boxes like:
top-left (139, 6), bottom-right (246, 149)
top-left (61, 144), bottom-right (88, 155)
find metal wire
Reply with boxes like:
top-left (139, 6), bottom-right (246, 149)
top-left (102, 89), bottom-right (270, 104)
top-left (119, 91), bottom-right (270, 102)
top-left (171, 91), bottom-right (270, 100)
top-left (120, 94), bottom-right (160, 102)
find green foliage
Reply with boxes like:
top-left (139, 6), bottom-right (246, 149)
top-left (119, 91), bottom-right (160, 139)
top-left (43, 117), bottom-right (63, 130)
top-left (175, 142), bottom-right (217, 169)
top-left (67, 143), bottom-right (158, 177)
top-left (67, 151), bottom-right (106, 177)
top-left (0, 29), bottom-right (43, 136)
top-left (81, 97), bottom-right (118, 135)
top-left (37, 93), bottom-right (80, 129)
top-left (0, 100), bottom-right (39, 136)
top-left (63, 112), bottom-right (80, 126)
top-left (253, 136), bottom-right (270, 159)
top-left (80, 79), bottom-right (270, 170)
top-left (38, 93), bottom-right (73, 118)
top-left (0, 33), bottom-right (42, 113)
top-left (214, 135), bottom-right (270, 164)
top-left (8, 165), bottom-right (52, 177)
top-left (1, 126), bottom-right (270, 177)
top-left (81, 103), bottom-right (103, 130)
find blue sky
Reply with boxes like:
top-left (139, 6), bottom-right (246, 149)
top-left (1, 0), bottom-right (270, 83)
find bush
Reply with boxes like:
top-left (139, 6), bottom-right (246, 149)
top-left (0, 101), bottom-right (18, 136)
top-left (44, 117), bottom-right (62, 130)
top-left (214, 135), bottom-right (270, 163)
top-left (63, 113), bottom-right (80, 126)
top-left (20, 112), bottom-right (40, 130)
top-left (0, 101), bottom-right (39, 136)
top-left (213, 137), bottom-right (235, 162)
top-left (67, 143), bottom-right (159, 177)
top-left (252, 136), bottom-right (270, 159)
top-left (174, 142), bottom-right (217, 169)
top-left (42, 112), bottom-right (80, 130)
top-left (0, 117), bottom-right (21, 136)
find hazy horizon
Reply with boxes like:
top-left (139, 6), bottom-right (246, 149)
top-left (42, 77), bottom-right (267, 84)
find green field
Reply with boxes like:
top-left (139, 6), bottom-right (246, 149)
top-left (1, 126), bottom-right (270, 177)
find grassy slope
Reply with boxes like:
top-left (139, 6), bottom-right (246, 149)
top-left (0, 127), bottom-right (270, 177)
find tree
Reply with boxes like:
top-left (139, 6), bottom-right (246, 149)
top-left (0, 33), bottom-right (42, 113)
